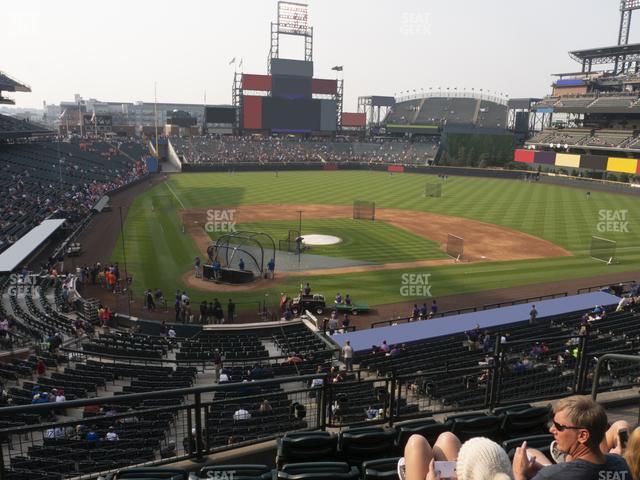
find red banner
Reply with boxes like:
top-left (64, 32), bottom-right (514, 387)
top-left (342, 112), bottom-right (366, 127)
top-left (514, 149), bottom-right (535, 163)
top-left (388, 165), bottom-right (405, 173)
top-left (312, 78), bottom-right (338, 95)
top-left (242, 74), bottom-right (272, 91)
top-left (243, 96), bottom-right (262, 129)
top-left (323, 163), bottom-right (338, 171)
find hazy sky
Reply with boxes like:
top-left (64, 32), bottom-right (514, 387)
top-left (2, 0), bottom-right (635, 111)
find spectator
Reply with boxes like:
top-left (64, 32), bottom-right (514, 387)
top-left (402, 433), bottom-right (512, 480)
top-left (529, 305), bottom-right (538, 325)
top-left (379, 340), bottom-right (390, 353)
top-left (233, 408), bottom-right (251, 421)
top-left (512, 396), bottom-right (631, 479)
top-left (35, 358), bottom-right (46, 376)
top-left (227, 298), bottom-right (235, 323)
top-left (259, 399), bottom-right (273, 414)
top-left (430, 299), bottom-right (438, 318)
top-left (105, 426), bottom-right (119, 441)
top-left (328, 312), bottom-right (338, 334)
top-left (624, 427), bottom-right (640, 480)
top-left (342, 341), bottom-right (354, 371)
top-left (344, 294), bottom-right (352, 306)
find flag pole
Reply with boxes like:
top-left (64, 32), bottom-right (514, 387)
top-left (154, 82), bottom-right (159, 161)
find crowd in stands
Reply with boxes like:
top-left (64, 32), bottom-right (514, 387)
top-left (172, 135), bottom-right (439, 166)
top-left (0, 139), bottom-right (149, 253)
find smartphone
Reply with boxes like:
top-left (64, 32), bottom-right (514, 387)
top-left (619, 429), bottom-right (629, 449)
top-left (434, 461), bottom-right (457, 479)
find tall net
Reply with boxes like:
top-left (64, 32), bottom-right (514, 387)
top-left (353, 200), bottom-right (375, 221)
top-left (446, 234), bottom-right (464, 260)
top-left (590, 236), bottom-right (616, 264)
top-left (279, 229), bottom-right (300, 252)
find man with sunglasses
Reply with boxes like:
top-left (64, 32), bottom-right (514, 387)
top-left (513, 396), bottom-right (630, 479)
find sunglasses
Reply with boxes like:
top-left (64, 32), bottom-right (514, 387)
top-left (550, 419), bottom-right (585, 432)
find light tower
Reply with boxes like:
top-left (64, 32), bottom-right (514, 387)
top-left (618, 0), bottom-right (640, 45)
top-left (267, 1), bottom-right (313, 72)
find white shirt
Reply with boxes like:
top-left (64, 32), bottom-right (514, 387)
top-left (219, 373), bottom-right (229, 382)
top-left (106, 431), bottom-right (118, 441)
top-left (342, 345), bottom-right (353, 359)
top-left (55, 395), bottom-right (66, 403)
top-left (168, 329), bottom-right (176, 338)
top-left (233, 409), bottom-right (251, 421)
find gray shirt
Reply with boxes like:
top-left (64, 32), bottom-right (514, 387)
top-left (532, 454), bottom-right (630, 480)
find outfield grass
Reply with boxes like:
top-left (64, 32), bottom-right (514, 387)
top-left (111, 171), bottom-right (640, 311)
top-left (227, 219), bottom-right (447, 263)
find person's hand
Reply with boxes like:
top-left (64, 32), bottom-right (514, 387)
top-left (426, 459), bottom-right (441, 480)
top-left (512, 441), bottom-right (539, 480)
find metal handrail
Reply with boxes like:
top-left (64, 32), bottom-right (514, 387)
top-left (591, 353), bottom-right (640, 401)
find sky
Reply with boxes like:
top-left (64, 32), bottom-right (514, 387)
top-left (1, 0), bottom-right (636, 111)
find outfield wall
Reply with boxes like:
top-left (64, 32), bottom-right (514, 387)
top-left (514, 149), bottom-right (640, 175)
top-left (181, 162), bottom-right (640, 196)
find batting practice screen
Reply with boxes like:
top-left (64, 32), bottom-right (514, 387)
top-left (446, 234), bottom-right (464, 259)
top-left (590, 235), bottom-right (616, 263)
top-left (353, 200), bottom-right (375, 221)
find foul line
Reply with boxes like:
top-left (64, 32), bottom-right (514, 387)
top-left (164, 181), bottom-right (185, 209)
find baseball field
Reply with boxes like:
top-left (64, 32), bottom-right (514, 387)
top-left (111, 170), bottom-right (640, 313)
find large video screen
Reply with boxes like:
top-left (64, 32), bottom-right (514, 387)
top-left (262, 97), bottom-right (320, 131)
top-left (272, 75), bottom-right (312, 100)
top-left (206, 107), bottom-right (236, 124)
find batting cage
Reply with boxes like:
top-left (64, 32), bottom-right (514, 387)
top-left (353, 200), bottom-right (376, 221)
top-left (446, 233), bottom-right (464, 260)
top-left (590, 235), bottom-right (617, 264)
top-left (278, 229), bottom-right (301, 252)
top-left (424, 183), bottom-right (442, 198)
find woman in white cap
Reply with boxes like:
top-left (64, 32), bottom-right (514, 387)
top-left (400, 433), bottom-right (513, 480)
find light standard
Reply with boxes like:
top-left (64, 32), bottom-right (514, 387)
top-left (58, 158), bottom-right (64, 187)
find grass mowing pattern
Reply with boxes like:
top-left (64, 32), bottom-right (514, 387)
top-left (224, 219), bottom-right (447, 263)
top-left (111, 171), bottom-right (640, 310)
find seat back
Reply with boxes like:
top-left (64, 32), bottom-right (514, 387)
top-left (502, 434), bottom-right (553, 459)
top-left (339, 429), bottom-right (397, 466)
top-left (451, 415), bottom-right (503, 442)
top-left (277, 462), bottom-right (359, 480)
top-left (492, 403), bottom-right (532, 415)
top-left (276, 433), bottom-right (338, 468)
top-left (501, 406), bottom-right (550, 439)
top-left (362, 457), bottom-right (401, 480)
top-left (112, 468), bottom-right (188, 480)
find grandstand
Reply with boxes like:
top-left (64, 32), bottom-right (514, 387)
top-left (519, 3), bottom-right (640, 172)
top-left (1, 2), bottom-right (640, 479)
top-left (385, 92), bottom-right (508, 130)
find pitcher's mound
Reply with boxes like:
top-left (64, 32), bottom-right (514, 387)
top-left (303, 234), bottom-right (342, 246)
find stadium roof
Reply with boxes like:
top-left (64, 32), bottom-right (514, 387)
top-left (569, 43), bottom-right (640, 65)
top-left (0, 70), bottom-right (31, 93)
top-left (0, 219), bottom-right (65, 272)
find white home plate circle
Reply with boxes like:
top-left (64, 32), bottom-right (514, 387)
top-left (302, 234), bottom-right (342, 246)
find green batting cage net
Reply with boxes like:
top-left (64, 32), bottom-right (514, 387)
top-left (446, 234), bottom-right (464, 260)
top-left (590, 236), bottom-right (617, 264)
top-left (353, 200), bottom-right (375, 221)
top-left (425, 183), bottom-right (442, 198)
top-left (279, 229), bottom-right (300, 252)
